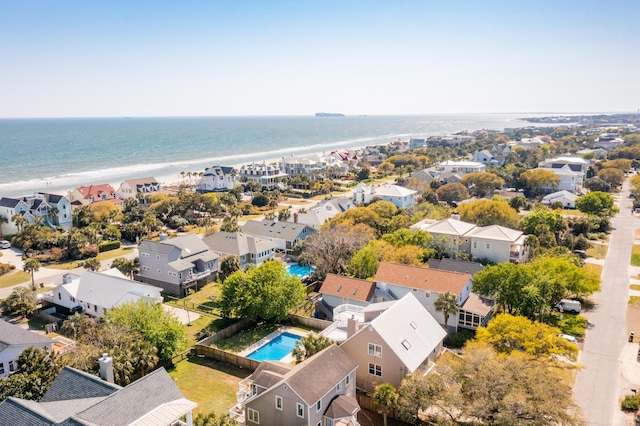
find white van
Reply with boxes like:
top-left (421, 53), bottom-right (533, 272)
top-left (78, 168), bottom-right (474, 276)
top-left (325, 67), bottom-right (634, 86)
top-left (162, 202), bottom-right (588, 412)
top-left (556, 299), bottom-right (581, 314)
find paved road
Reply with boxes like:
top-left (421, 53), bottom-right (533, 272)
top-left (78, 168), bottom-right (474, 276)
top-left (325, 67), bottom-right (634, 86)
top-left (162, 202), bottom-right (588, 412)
top-left (574, 180), bottom-right (639, 425)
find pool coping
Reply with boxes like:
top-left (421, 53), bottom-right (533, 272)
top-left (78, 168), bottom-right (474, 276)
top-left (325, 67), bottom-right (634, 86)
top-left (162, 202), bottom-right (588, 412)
top-left (238, 327), bottom-right (308, 360)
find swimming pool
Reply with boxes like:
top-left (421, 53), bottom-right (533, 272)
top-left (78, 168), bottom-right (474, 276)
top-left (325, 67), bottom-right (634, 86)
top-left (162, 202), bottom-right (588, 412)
top-left (246, 332), bottom-right (302, 362)
top-left (287, 264), bottom-right (315, 278)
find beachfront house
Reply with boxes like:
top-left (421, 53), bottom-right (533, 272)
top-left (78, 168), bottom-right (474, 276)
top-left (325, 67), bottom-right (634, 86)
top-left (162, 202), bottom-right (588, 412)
top-left (116, 177), bottom-right (161, 204)
top-left (43, 269), bottom-right (163, 319)
top-left (68, 184), bottom-right (123, 208)
top-left (353, 183), bottom-right (417, 209)
top-left (241, 218), bottom-right (315, 255)
top-left (231, 344), bottom-right (359, 426)
top-left (0, 364), bottom-right (196, 425)
top-left (196, 166), bottom-right (237, 192)
top-left (0, 192), bottom-right (72, 234)
top-left (361, 146), bottom-right (387, 166)
top-left (238, 162), bottom-right (288, 190)
top-left (0, 320), bottom-right (54, 379)
top-left (338, 293), bottom-right (446, 393)
top-left (137, 234), bottom-right (219, 296)
top-left (202, 231), bottom-right (276, 268)
top-left (280, 154), bottom-right (347, 178)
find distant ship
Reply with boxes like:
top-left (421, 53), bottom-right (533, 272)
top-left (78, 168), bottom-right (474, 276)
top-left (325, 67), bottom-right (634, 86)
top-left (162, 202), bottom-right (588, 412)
top-left (315, 112), bottom-right (344, 117)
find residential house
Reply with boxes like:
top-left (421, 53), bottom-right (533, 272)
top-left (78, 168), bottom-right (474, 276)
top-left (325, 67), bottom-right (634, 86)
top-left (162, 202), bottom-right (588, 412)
top-left (34, 193), bottom-right (73, 229)
top-left (330, 149), bottom-right (360, 166)
top-left (0, 320), bottom-right (53, 378)
top-left (68, 184), bottom-right (122, 208)
top-left (353, 183), bottom-right (417, 208)
top-left (541, 190), bottom-right (579, 209)
top-left (43, 269), bottom-right (163, 319)
top-left (427, 134), bottom-right (474, 146)
top-left (541, 164), bottom-right (585, 194)
top-left (576, 148), bottom-right (607, 159)
top-left (409, 138), bottom-right (426, 150)
top-left (280, 154), bottom-right (347, 178)
top-left (137, 234), bottom-right (220, 296)
top-left (514, 137), bottom-right (544, 150)
top-left (438, 160), bottom-right (486, 174)
top-left (319, 274), bottom-right (376, 317)
top-left (338, 293), bottom-right (447, 393)
top-left (427, 258), bottom-right (484, 275)
top-left (539, 156), bottom-right (590, 175)
top-left (288, 197), bottom-right (353, 230)
top-left (361, 146), bottom-right (387, 166)
top-left (472, 150), bottom-right (505, 167)
top-left (238, 162), bottom-right (288, 190)
top-left (0, 193), bottom-right (72, 234)
top-left (116, 177), bottom-right (161, 204)
top-left (594, 133), bottom-right (624, 151)
top-left (466, 224), bottom-right (529, 264)
top-left (232, 344), bottom-right (359, 426)
top-left (388, 139), bottom-right (410, 154)
top-left (202, 231), bottom-right (276, 268)
top-left (373, 262), bottom-right (493, 333)
top-left (0, 197), bottom-right (30, 235)
top-left (241, 219), bottom-right (315, 255)
top-left (196, 166), bottom-right (237, 192)
top-left (0, 363), bottom-right (196, 425)
top-left (410, 216), bottom-right (476, 258)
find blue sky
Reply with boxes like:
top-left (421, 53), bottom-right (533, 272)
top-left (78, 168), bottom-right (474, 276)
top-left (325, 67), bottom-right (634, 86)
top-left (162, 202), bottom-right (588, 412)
top-left (1, 1), bottom-right (638, 117)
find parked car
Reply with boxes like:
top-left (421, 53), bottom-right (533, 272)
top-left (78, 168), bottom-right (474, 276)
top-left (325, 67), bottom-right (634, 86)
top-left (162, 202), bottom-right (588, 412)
top-left (573, 249), bottom-right (587, 259)
top-left (556, 299), bottom-right (582, 314)
top-left (559, 334), bottom-right (578, 344)
top-left (0, 240), bottom-right (11, 249)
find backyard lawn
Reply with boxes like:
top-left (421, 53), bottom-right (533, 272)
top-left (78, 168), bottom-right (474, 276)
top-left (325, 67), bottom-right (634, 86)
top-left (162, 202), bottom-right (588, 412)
top-left (168, 356), bottom-right (250, 415)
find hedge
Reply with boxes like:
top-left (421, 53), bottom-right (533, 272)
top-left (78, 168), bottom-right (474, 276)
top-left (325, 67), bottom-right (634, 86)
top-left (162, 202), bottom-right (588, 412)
top-left (98, 240), bottom-right (121, 252)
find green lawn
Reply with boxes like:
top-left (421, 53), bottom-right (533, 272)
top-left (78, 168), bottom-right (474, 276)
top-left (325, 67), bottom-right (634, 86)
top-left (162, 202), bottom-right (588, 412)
top-left (631, 284), bottom-right (640, 292)
top-left (630, 296), bottom-right (640, 307)
top-left (583, 263), bottom-right (603, 277)
top-left (631, 245), bottom-right (640, 266)
top-left (213, 322), bottom-right (279, 352)
top-left (587, 244), bottom-right (608, 259)
top-left (168, 357), bottom-right (250, 415)
top-left (45, 247), bottom-right (134, 270)
top-left (0, 271), bottom-right (31, 289)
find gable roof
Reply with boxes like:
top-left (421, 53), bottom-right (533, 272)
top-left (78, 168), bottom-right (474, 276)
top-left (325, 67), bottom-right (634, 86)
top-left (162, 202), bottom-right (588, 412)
top-left (38, 193), bottom-right (66, 204)
top-left (323, 395), bottom-right (359, 420)
top-left (0, 320), bottom-right (54, 353)
top-left (372, 184), bottom-right (417, 197)
top-left (140, 234), bottom-right (213, 259)
top-left (465, 225), bottom-right (523, 242)
top-left (319, 274), bottom-right (375, 302)
top-left (374, 262), bottom-right (471, 295)
top-left (41, 367), bottom-right (121, 403)
top-left (542, 190), bottom-right (579, 203)
top-left (202, 231), bottom-right (275, 257)
top-left (0, 197), bottom-right (23, 208)
top-left (349, 293), bottom-right (446, 373)
top-left (73, 184), bottom-right (117, 199)
top-left (427, 258), bottom-right (484, 275)
top-left (242, 219), bottom-right (314, 241)
top-left (421, 218), bottom-right (476, 236)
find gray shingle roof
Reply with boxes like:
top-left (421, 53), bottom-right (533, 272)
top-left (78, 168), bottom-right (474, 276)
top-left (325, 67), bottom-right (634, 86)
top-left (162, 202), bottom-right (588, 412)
top-left (242, 219), bottom-right (314, 241)
top-left (0, 398), bottom-right (56, 426)
top-left (324, 395), bottom-right (360, 419)
top-left (202, 231), bottom-right (275, 257)
top-left (41, 367), bottom-right (121, 402)
top-left (0, 320), bottom-right (54, 353)
top-left (0, 197), bottom-right (21, 208)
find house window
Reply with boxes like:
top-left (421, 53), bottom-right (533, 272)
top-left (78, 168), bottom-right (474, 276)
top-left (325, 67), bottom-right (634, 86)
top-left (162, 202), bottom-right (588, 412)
top-left (345, 375), bottom-right (350, 386)
top-left (0, 362), bottom-right (4, 375)
top-left (157, 269), bottom-right (161, 273)
top-left (368, 363), bottom-right (382, 377)
top-left (58, 293), bottom-right (61, 300)
top-left (156, 255), bottom-right (160, 260)
top-left (316, 400), bottom-right (322, 412)
top-left (70, 297), bottom-right (75, 302)
top-left (9, 361), bottom-right (15, 372)
top-left (141, 252), bottom-right (149, 257)
top-left (326, 420), bottom-right (334, 426)
top-left (336, 382), bottom-right (342, 392)
top-left (142, 266), bottom-right (150, 271)
top-left (486, 243), bottom-right (490, 249)
top-left (275, 395), bottom-right (283, 410)
top-left (368, 343), bottom-right (382, 358)
top-left (247, 408), bottom-right (259, 424)
top-left (473, 242), bottom-right (477, 249)
top-left (401, 340), bottom-right (411, 350)
top-left (94, 305), bottom-right (97, 312)
top-left (297, 403), bottom-right (304, 418)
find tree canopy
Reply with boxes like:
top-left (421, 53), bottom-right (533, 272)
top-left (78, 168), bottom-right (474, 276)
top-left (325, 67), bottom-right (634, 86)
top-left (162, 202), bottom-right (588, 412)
top-left (575, 191), bottom-right (618, 217)
top-left (460, 172), bottom-right (505, 197)
top-left (519, 169), bottom-right (560, 195)
top-left (458, 199), bottom-right (519, 228)
top-left (218, 260), bottom-right (306, 322)
top-left (0, 347), bottom-right (63, 401)
top-left (436, 183), bottom-right (469, 205)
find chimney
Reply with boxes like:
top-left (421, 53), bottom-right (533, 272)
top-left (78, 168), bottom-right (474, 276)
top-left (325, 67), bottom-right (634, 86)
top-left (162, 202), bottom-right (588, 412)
top-left (159, 232), bottom-right (168, 241)
top-left (99, 353), bottom-right (114, 383)
top-left (451, 211), bottom-right (460, 221)
top-left (293, 213), bottom-right (298, 223)
top-left (347, 316), bottom-right (357, 339)
top-left (62, 273), bottom-right (70, 284)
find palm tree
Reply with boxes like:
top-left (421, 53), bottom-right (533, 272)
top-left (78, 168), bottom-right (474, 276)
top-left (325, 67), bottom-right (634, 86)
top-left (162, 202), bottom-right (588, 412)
top-left (112, 257), bottom-right (138, 279)
top-left (374, 383), bottom-right (398, 426)
top-left (434, 291), bottom-right (460, 333)
top-left (11, 213), bottom-right (28, 233)
top-left (134, 340), bottom-right (159, 377)
top-left (83, 257), bottom-right (101, 272)
top-left (62, 312), bottom-right (89, 339)
top-left (23, 257), bottom-right (41, 290)
top-left (49, 207), bottom-right (59, 226)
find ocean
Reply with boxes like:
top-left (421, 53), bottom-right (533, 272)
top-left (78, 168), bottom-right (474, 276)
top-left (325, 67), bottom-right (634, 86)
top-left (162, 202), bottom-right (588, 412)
top-left (0, 114), bottom-right (532, 198)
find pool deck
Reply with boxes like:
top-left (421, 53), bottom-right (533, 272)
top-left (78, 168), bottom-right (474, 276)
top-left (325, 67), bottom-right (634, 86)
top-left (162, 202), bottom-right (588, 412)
top-left (237, 327), bottom-right (308, 362)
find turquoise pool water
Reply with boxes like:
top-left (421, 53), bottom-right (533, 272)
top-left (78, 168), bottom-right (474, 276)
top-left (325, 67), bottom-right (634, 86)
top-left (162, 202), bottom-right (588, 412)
top-left (287, 264), bottom-right (315, 278)
top-left (246, 332), bottom-right (302, 362)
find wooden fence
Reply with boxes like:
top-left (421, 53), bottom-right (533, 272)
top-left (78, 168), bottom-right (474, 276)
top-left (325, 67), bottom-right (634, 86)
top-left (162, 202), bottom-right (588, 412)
top-left (196, 317), bottom-right (254, 346)
top-left (288, 314), bottom-right (332, 330)
top-left (194, 345), bottom-right (261, 371)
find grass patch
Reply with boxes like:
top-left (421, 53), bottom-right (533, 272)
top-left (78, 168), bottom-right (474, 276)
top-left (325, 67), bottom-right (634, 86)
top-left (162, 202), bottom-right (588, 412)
top-left (545, 312), bottom-right (587, 338)
top-left (185, 316), bottom-right (237, 346)
top-left (45, 247), bottom-right (134, 270)
top-left (0, 271), bottom-right (31, 289)
top-left (632, 245), bottom-right (640, 266)
top-left (214, 322), bottom-right (279, 352)
top-left (586, 244), bottom-right (608, 259)
top-left (168, 356), bottom-right (250, 415)
top-left (630, 296), bottom-right (640, 307)
top-left (583, 263), bottom-right (603, 277)
top-left (631, 284), bottom-right (640, 291)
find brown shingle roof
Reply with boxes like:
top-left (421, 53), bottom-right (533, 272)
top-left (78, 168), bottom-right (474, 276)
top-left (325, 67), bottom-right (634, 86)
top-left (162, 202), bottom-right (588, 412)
top-left (374, 262), bottom-right (471, 296)
top-left (319, 274), bottom-right (375, 302)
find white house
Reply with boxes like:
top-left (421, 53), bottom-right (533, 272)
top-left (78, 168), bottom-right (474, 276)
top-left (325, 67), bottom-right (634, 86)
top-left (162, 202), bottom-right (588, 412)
top-left (44, 269), bottom-right (163, 319)
top-left (466, 225), bottom-right (529, 264)
top-left (289, 197), bottom-right (353, 230)
top-left (353, 183), bottom-right (417, 208)
top-left (541, 190), bottom-right (579, 208)
top-left (0, 320), bottom-right (54, 378)
top-left (280, 154), bottom-right (347, 177)
top-left (438, 160), bottom-right (486, 173)
top-left (237, 163), bottom-right (288, 190)
top-left (539, 156), bottom-right (589, 174)
top-left (541, 165), bottom-right (584, 194)
top-left (116, 177), bottom-right (161, 203)
top-left (411, 216), bottom-right (476, 258)
top-left (0, 193), bottom-right (72, 234)
top-left (196, 166), bottom-right (237, 192)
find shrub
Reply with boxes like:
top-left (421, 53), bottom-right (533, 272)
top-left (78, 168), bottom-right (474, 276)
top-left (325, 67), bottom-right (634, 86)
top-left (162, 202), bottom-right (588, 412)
top-left (0, 263), bottom-right (16, 276)
top-left (98, 241), bottom-right (121, 252)
top-left (443, 329), bottom-right (476, 348)
top-left (82, 244), bottom-right (100, 258)
top-left (621, 394), bottom-right (640, 411)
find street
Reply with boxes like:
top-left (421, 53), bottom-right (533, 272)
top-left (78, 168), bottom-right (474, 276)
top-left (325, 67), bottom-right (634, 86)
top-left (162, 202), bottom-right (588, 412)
top-left (574, 179), bottom-right (639, 425)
